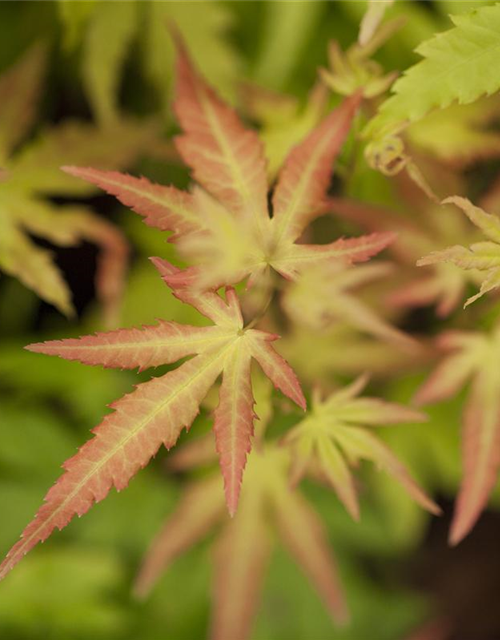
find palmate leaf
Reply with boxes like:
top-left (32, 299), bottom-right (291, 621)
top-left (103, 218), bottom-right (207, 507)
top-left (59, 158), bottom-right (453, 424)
top-left (415, 328), bottom-right (500, 544)
top-left (365, 3), bottom-right (500, 138)
top-left (63, 33), bottom-right (395, 292)
top-left (0, 260), bottom-right (305, 581)
top-left (135, 437), bottom-right (347, 640)
top-left (282, 261), bottom-right (415, 348)
top-left (418, 196), bottom-right (500, 308)
top-left (285, 375), bottom-right (439, 521)
top-left (0, 45), bottom-right (157, 321)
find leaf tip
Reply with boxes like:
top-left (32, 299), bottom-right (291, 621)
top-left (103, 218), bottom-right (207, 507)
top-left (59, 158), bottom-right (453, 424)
top-left (24, 342), bottom-right (44, 354)
top-left (60, 165), bottom-right (84, 178)
top-left (448, 519), bottom-right (467, 547)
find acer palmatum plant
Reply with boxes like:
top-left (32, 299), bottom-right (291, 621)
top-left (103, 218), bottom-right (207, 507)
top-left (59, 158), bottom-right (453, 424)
top-left (7, 3), bottom-right (500, 637)
top-left (0, 27), bottom-right (437, 630)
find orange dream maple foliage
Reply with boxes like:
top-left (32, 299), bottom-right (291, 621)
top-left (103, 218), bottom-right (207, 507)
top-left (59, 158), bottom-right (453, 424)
top-left (132, 375), bottom-right (438, 640)
top-left (134, 387), bottom-right (349, 640)
top-left (328, 181), bottom-right (500, 546)
top-left (0, 32), bottom-right (437, 628)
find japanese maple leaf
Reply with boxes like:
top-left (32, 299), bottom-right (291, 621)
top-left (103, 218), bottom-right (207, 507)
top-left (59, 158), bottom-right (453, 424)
top-left (0, 43), bottom-right (157, 323)
top-left (415, 327), bottom-right (500, 544)
top-left (62, 32), bottom-right (395, 292)
top-left (134, 413), bottom-right (347, 640)
top-left (328, 191), bottom-right (483, 317)
top-left (418, 196), bottom-right (500, 308)
top-left (282, 261), bottom-right (416, 347)
top-left (0, 259), bottom-right (305, 581)
top-left (284, 375), bottom-right (439, 521)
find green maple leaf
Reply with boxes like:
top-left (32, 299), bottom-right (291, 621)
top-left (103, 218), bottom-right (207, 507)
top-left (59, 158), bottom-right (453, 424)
top-left (0, 43), bottom-right (157, 322)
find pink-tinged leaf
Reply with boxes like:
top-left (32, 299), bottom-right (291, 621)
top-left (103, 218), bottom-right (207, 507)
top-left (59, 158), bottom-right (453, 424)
top-left (0, 42), bottom-right (46, 159)
top-left (414, 333), bottom-right (484, 406)
top-left (61, 167), bottom-right (202, 238)
top-left (270, 484), bottom-right (349, 624)
top-left (4, 252), bottom-right (311, 576)
top-left (334, 426), bottom-right (440, 515)
top-left (388, 269), bottom-right (466, 319)
top-left (213, 342), bottom-right (255, 516)
top-left (247, 331), bottom-right (306, 410)
top-left (414, 354), bottom-right (475, 406)
top-left (272, 232), bottom-right (396, 279)
top-left (210, 483), bottom-right (271, 640)
top-left (26, 321), bottom-right (233, 371)
top-left (134, 477), bottom-right (224, 597)
top-left (449, 372), bottom-right (500, 545)
top-left (151, 258), bottom-right (243, 328)
top-left (318, 441), bottom-right (360, 521)
top-left (0, 349), bottom-right (228, 581)
top-left (172, 31), bottom-right (268, 227)
top-left (272, 93), bottom-right (362, 244)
